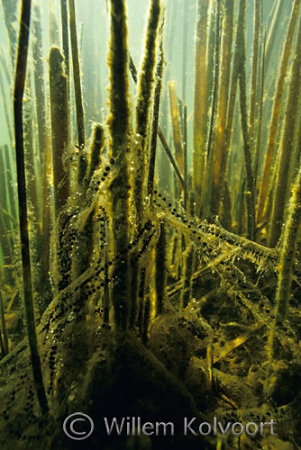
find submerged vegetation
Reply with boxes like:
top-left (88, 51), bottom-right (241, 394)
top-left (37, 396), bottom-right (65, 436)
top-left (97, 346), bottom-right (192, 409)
top-left (0, 0), bottom-right (301, 448)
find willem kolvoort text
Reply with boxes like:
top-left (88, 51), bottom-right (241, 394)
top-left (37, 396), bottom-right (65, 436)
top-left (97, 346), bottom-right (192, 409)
top-left (103, 416), bottom-right (277, 437)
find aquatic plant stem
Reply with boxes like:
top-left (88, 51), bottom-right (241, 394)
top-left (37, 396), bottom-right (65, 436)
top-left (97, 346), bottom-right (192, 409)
top-left (275, 167), bottom-right (301, 320)
top-left (237, 0), bottom-right (255, 240)
top-left (202, 0), bottom-right (221, 217)
top-left (193, 0), bottom-right (210, 216)
top-left (107, 0), bottom-right (131, 331)
top-left (86, 123), bottom-right (105, 187)
top-left (154, 221), bottom-right (166, 316)
top-left (135, 0), bottom-right (161, 227)
top-left (266, 163), bottom-right (301, 379)
top-left (269, 17), bottom-right (301, 247)
top-left (32, 4), bottom-right (47, 225)
top-left (49, 46), bottom-right (70, 217)
top-left (157, 127), bottom-right (185, 189)
top-left (211, 0), bottom-right (234, 218)
top-left (257, 0), bottom-right (300, 225)
top-left (129, 53), bottom-right (185, 191)
top-left (249, 0), bottom-right (261, 144)
top-left (60, 0), bottom-right (70, 78)
top-left (13, 0), bottom-right (48, 415)
top-left (0, 291), bottom-right (9, 356)
top-left (69, 0), bottom-right (86, 183)
top-left (148, 33), bottom-right (164, 198)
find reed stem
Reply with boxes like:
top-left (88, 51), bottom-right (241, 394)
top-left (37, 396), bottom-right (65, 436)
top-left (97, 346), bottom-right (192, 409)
top-left (69, 0), bottom-right (86, 183)
top-left (237, 0), bottom-right (255, 240)
top-left (257, 0), bottom-right (300, 225)
top-left (269, 17), bottom-right (301, 247)
top-left (13, 0), bottom-right (48, 415)
top-left (168, 80), bottom-right (184, 176)
top-left (193, 0), bottom-right (210, 216)
top-left (154, 221), bottom-right (166, 316)
top-left (135, 0), bottom-right (161, 226)
top-left (49, 46), bottom-right (70, 217)
top-left (60, 0), bottom-right (70, 78)
top-left (107, 0), bottom-right (131, 331)
top-left (148, 33), bottom-right (164, 198)
top-left (0, 291), bottom-right (9, 356)
top-left (203, 0), bottom-right (221, 217)
top-left (211, 0), bottom-right (234, 218)
top-left (32, 4), bottom-right (47, 229)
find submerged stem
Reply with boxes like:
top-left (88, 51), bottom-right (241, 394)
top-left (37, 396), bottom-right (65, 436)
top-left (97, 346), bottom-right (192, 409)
top-left (13, 0), bottom-right (48, 415)
top-left (69, 0), bottom-right (86, 183)
top-left (107, 0), bottom-right (131, 331)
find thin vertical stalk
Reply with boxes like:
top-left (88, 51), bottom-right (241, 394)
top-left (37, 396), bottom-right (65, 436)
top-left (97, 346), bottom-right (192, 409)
top-left (154, 221), bottom-right (166, 316)
top-left (41, 138), bottom-right (52, 299)
top-left (0, 51), bottom-right (13, 147)
top-left (249, 0), bottom-right (261, 141)
top-left (13, 0), bottom-right (48, 415)
top-left (49, 46), bottom-right (70, 217)
top-left (157, 127), bottom-right (185, 189)
top-left (237, 0), bottom-right (255, 240)
top-left (136, 267), bottom-right (146, 336)
top-left (254, 28), bottom-right (266, 191)
top-left (182, 104), bottom-right (188, 210)
top-left (168, 80), bottom-right (184, 175)
top-left (86, 123), bottom-right (105, 187)
top-left (181, 1), bottom-right (188, 103)
top-left (61, 0), bottom-right (70, 78)
top-left (32, 4), bottom-right (47, 230)
top-left (148, 33), bottom-right (164, 198)
top-left (69, 0), bottom-right (86, 183)
top-left (1, 0), bottom-right (18, 66)
top-left (0, 148), bottom-right (14, 261)
top-left (265, 0), bottom-right (288, 72)
top-left (0, 332), bottom-right (5, 358)
top-left (193, 0), bottom-right (210, 216)
top-left (180, 243), bottom-right (195, 312)
top-left (103, 220), bottom-right (110, 325)
top-left (0, 291), bottom-right (9, 356)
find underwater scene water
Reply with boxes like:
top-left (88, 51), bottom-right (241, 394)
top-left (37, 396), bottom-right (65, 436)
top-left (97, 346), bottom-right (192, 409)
top-left (1, 0), bottom-right (301, 448)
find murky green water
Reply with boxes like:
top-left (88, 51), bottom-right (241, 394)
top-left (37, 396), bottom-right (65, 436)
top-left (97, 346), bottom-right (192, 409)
top-left (0, 1), bottom-right (301, 449)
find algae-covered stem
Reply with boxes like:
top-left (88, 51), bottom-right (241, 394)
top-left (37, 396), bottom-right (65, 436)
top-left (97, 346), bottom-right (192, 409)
top-left (135, 0), bottom-right (161, 227)
top-left (107, 0), bottom-right (132, 331)
top-left (193, 0), bottom-right (210, 217)
top-left (269, 16), bottom-right (301, 247)
top-left (275, 165), bottom-right (301, 320)
top-left (202, 0), bottom-right (221, 217)
top-left (257, 0), bottom-right (300, 225)
top-left (237, 0), bottom-right (255, 240)
top-left (129, 48), bottom-right (185, 191)
top-left (148, 30), bottom-right (164, 198)
top-left (60, 0), bottom-right (70, 79)
top-left (49, 46), bottom-right (70, 218)
top-left (265, 162), bottom-right (301, 387)
top-left (69, 0), bottom-right (86, 183)
top-left (13, 0), bottom-right (48, 414)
